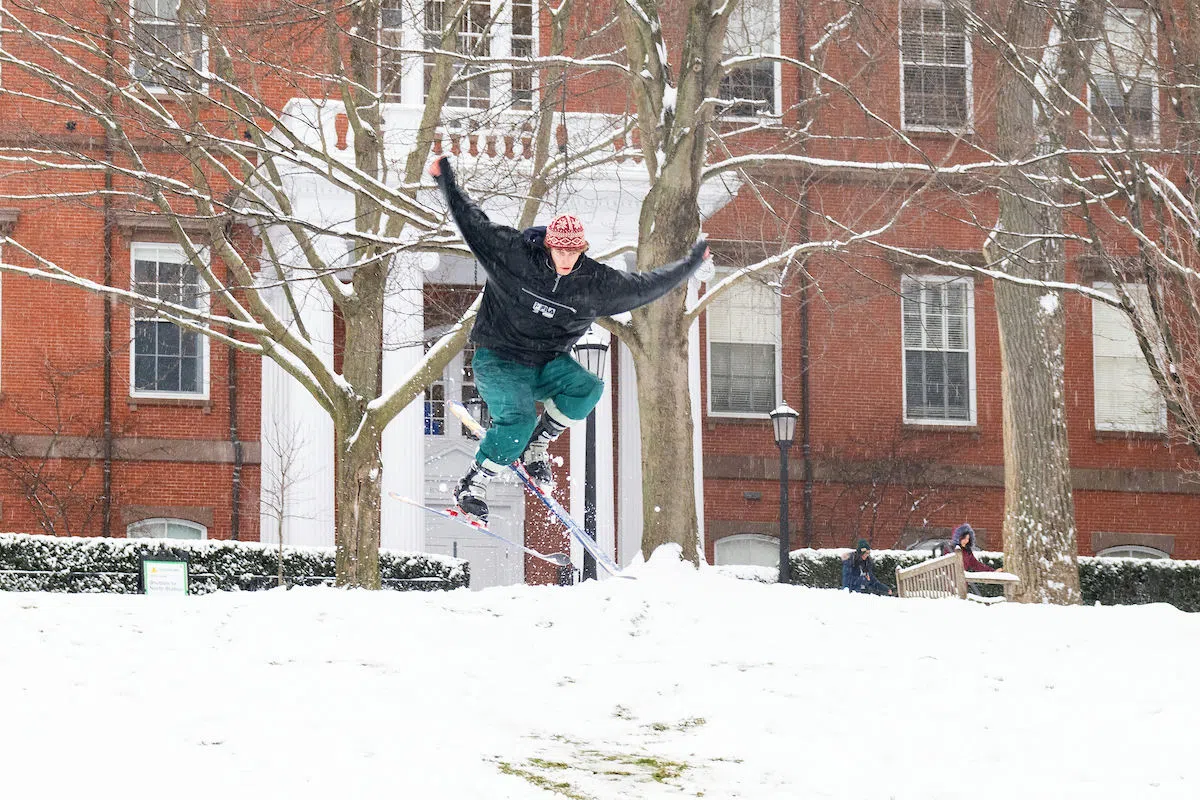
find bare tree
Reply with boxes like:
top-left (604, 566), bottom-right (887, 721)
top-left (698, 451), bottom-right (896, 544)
top-left (260, 418), bottom-right (309, 586)
top-left (0, 0), bottom-right (591, 586)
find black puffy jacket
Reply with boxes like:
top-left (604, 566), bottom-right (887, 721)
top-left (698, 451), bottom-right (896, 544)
top-left (435, 158), bottom-right (708, 367)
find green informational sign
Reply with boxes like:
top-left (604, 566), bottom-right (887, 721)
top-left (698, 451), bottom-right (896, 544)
top-left (141, 557), bottom-right (189, 595)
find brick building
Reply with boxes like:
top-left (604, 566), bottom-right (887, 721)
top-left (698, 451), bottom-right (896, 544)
top-left (0, 0), bottom-right (1192, 587)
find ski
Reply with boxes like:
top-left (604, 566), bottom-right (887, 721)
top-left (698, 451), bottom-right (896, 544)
top-left (447, 400), bottom-right (629, 579)
top-left (389, 491), bottom-right (572, 568)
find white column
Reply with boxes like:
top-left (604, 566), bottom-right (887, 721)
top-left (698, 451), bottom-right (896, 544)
top-left (688, 279), bottom-right (706, 563)
top-left (617, 339), bottom-right (643, 566)
top-left (380, 252), bottom-right (429, 552)
top-left (259, 264), bottom-right (336, 547)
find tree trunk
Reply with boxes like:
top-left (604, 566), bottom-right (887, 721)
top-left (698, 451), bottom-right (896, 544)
top-left (630, 305), bottom-right (698, 563)
top-left (334, 428), bottom-right (383, 589)
top-left (992, 273), bottom-right (1080, 603)
top-left (989, 0), bottom-right (1085, 604)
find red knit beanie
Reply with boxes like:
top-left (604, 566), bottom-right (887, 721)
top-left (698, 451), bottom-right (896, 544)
top-left (544, 213), bottom-right (588, 251)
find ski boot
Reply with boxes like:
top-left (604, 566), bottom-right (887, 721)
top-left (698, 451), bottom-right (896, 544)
top-left (522, 412), bottom-right (568, 491)
top-left (454, 461), bottom-right (499, 524)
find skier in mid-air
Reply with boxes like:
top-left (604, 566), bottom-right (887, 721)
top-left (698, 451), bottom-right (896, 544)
top-left (430, 155), bottom-right (710, 524)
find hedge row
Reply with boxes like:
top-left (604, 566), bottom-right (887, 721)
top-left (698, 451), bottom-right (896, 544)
top-left (787, 548), bottom-right (1200, 611)
top-left (0, 533), bottom-right (469, 594)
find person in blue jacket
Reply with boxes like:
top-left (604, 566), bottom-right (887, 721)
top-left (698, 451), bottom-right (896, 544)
top-left (430, 156), bottom-right (710, 523)
top-left (842, 540), bottom-right (894, 595)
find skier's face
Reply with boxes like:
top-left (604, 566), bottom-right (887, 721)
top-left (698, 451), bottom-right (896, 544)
top-left (550, 247), bottom-right (583, 275)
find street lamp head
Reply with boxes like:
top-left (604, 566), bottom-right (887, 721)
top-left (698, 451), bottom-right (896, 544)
top-left (769, 403), bottom-right (799, 447)
top-left (572, 327), bottom-right (611, 378)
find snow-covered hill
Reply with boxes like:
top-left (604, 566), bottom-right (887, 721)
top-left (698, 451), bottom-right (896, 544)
top-left (1, 546), bottom-right (1194, 799)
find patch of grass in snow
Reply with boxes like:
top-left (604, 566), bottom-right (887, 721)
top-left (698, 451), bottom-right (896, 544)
top-left (623, 755), bottom-right (687, 782)
top-left (497, 761), bottom-right (590, 799)
top-left (647, 716), bottom-right (707, 732)
top-left (499, 745), bottom-right (694, 793)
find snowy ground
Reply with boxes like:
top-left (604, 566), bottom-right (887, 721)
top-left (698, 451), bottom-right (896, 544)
top-left (2, 547), bottom-right (1196, 800)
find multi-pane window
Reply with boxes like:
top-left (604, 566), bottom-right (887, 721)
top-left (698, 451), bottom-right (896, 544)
top-left (707, 275), bottom-right (779, 414)
top-left (714, 534), bottom-right (781, 567)
top-left (131, 244), bottom-right (207, 397)
top-left (900, 0), bottom-right (970, 129)
top-left (424, 340), bottom-right (482, 436)
top-left (1092, 283), bottom-right (1166, 432)
top-left (719, 0), bottom-right (779, 117)
top-left (380, 0), bottom-right (406, 102)
top-left (382, 0), bottom-right (534, 110)
top-left (1089, 8), bottom-right (1156, 141)
top-left (131, 0), bottom-right (206, 89)
top-left (1096, 545), bottom-right (1168, 559)
top-left (128, 518), bottom-right (206, 539)
top-left (901, 276), bottom-right (974, 423)
top-left (424, 0), bottom-right (492, 109)
top-left (510, 0), bottom-right (535, 109)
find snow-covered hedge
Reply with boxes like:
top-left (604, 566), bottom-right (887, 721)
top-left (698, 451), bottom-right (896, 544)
top-left (787, 548), bottom-right (1200, 611)
top-left (0, 533), bottom-right (468, 594)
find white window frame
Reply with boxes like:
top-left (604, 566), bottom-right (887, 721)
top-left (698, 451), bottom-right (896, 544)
top-left (1091, 281), bottom-right (1166, 433)
top-left (423, 332), bottom-right (481, 439)
top-left (1087, 6), bottom-right (1158, 143)
top-left (380, 0), bottom-right (538, 113)
top-left (719, 0), bottom-right (783, 122)
top-left (129, 242), bottom-right (210, 401)
top-left (714, 533), bottom-right (781, 567)
top-left (127, 517), bottom-right (207, 540)
top-left (1096, 544), bottom-right (1168, 560)
top-left (379, 0), bottom-right (408, 103)
top-left (900, 274), bottom-right (977, 426)
top-left (705, 270), bottom-right (782, 419)
top-left (129, 0), bottom-right (209, 93)
top-left (898, 0), bottom-right (974, 133)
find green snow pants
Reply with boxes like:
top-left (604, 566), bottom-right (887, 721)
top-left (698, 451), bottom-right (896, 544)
top-left (472, 347), bottom-right (604, 467)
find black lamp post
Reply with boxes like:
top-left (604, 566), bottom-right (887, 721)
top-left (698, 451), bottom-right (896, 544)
top-left (769, 403), bottom-right (799, 584)
top-left (572, 332), bottom-right (610, 581)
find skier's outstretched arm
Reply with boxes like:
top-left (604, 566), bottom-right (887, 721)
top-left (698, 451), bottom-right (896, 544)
top-left (430, 156), bottom-right (522, 272)
top-left (596, 240), bottom-right (711, 316)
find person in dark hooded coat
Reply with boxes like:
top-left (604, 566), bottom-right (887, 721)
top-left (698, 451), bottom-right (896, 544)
top-left (951, 523), bottom-right (995, 574)
top-left (841, 540), bottom-right (893, 595)
top-left (429, 156), bottom-right (710, 523)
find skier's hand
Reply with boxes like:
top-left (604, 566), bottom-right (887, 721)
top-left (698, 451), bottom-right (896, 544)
top-left (692, 239), bottom-right (714, 282)
top-left (429, 157), bottom-right (444, 178)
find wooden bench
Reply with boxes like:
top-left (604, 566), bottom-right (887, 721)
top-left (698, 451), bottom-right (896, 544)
top-left (895, 551), bottom-right (1021, 602)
